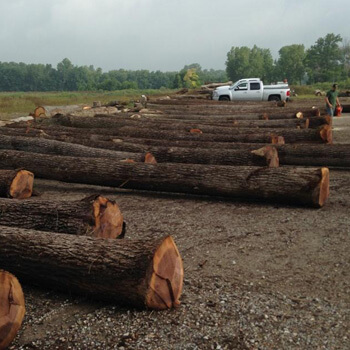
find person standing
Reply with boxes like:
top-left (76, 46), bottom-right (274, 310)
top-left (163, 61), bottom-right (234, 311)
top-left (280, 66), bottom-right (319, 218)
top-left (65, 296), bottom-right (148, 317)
top-left (325, 83), bottom-right (341, 116)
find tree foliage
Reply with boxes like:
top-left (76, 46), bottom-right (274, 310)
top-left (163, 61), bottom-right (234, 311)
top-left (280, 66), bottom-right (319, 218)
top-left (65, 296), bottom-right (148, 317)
top-left (0, 59), bottom-right (227, 92)
top-left (0, 33), bottom-right (349, 92)
top-left (275, 44), bottom-right (306, 84)
top-left (226, 45), bottom-right (274, 82)
top-left (304, 33), bottom-right (343, 83)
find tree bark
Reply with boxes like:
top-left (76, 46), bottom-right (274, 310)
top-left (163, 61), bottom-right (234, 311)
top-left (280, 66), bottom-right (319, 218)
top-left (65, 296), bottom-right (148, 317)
top-left (7, 123), bottom-right (331, 144)
top-left (0, 195), bottom-right (124, 239)
top-left (49, 114), bottom-right (313, 130)
top-left (0, 134), bottom-right (147, 162)
top-left (0, 150), bottom-right (329, 207)
top-left (0, 227), bottom-right (183, 310)
top-left (0, 270), bottom-right (25, 350)
top-left (0, 169), bottom-right (34, 199)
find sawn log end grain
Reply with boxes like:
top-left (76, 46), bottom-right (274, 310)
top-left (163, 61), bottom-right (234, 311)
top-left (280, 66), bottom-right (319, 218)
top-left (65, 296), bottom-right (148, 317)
top-left (91, 195), bottom-right (124, 239)
top-left (145, 236), bottom-right (184, 310)
top-left (0, 169), bottom-right (34, 199)
top-left (313, 167), bottom-right (330, 208)
top-left (0, 270), bottom-right (25, 350)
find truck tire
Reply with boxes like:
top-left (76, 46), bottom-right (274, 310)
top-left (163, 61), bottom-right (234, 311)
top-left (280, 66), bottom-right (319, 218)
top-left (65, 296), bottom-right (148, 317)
top-left (219, 96), bottom-right (230, 101)
top-left (268, 95), bottom-right (281, 102)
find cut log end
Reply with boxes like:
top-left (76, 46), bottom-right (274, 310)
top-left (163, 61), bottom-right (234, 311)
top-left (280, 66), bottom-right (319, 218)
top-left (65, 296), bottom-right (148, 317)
top-left (144, 152), bottom-right (157, 164)
top-left (92, 196), bottom-right (124, 239)
top-left (33, 106), bottom-right (46, 118)
top-left (9, 170), bottom-right (34, 199)
top-left (190, 128), bottom-right (203, 134)
top-left (311, 107), bottom-right (321, 117)
top-left (320, 125), bottom-right (333, 144)
top-left (251, 146), bottom-right (279, 168)
top-left (271, 136), bottom-right (285, 145)
top-left (325, 115), bottom-right (332, 126)
top-left (146, 236), bottom-right (184, 310)
top-left (0, 270), bottom-right (25, 350)
top-left (312, 168), bottom-right (330, 207)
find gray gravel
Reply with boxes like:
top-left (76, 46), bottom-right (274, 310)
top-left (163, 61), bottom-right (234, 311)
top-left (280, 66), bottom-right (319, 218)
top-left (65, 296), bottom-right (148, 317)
top-left (8, 169), bottom-right (350, 350)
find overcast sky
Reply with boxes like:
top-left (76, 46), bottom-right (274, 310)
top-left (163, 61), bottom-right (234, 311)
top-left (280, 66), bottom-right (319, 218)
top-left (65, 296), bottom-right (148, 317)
top-left (0, 0), bottom-right (349, 72)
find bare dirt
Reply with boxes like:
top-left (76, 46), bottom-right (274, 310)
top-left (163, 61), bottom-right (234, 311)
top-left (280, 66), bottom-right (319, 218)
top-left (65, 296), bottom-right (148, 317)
top-left (9, 170), bottom-right (350, 350)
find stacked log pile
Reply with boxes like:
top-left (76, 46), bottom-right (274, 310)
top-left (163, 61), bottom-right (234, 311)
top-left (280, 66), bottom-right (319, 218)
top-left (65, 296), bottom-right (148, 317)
top-left (0, 97), bottom-right (343, 345)
top-left (0, 99), bottom-right (337, 207)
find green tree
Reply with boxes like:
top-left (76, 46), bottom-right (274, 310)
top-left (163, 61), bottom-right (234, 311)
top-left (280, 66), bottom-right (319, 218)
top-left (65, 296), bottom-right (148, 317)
top-left (340, 38), bottom-right (350, 79)
top-left (226, 46), bottom-right (250, 82)
top-left (183, 68), bottom-right (201, 88)
top-left (225, 46), bottom-right (274, 82)
top-left (305, 33), bottom-right (343, 83)
top-left (275, 44), bottom-right (306, 84)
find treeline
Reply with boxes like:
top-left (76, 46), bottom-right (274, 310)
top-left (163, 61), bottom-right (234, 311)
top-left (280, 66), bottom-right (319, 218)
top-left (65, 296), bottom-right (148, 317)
top-left (0, 60), bottom-right (227, 92)
top-left (226, 33), bottom-right (350, 85)
top-left (1, 33), bottom-right (349, 92)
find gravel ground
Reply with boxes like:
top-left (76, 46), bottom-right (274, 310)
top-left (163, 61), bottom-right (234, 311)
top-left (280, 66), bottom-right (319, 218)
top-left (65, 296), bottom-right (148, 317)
top-left (9, 167), bottom-right (350, 350)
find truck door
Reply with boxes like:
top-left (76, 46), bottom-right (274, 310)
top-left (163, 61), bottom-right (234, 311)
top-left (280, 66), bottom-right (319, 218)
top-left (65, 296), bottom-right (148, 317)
top-left (249, 82), bottom-right (263, 100)
top-left (231, 82), bottom-right (249, 100)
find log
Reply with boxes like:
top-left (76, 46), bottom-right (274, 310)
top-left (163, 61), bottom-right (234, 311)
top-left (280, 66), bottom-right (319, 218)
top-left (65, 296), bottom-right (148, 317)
top-left (113, 144), bottom-right (280, 166)
top-left (0, 270), bottom-right (25, 350)
top-left (1, 128), bottom-right (340, 167)
top-left (43, 137), bottom-right (347, 168)
top-left (0, 150), bottom-right (329, 207)
top-left (0, 169), bottom-right (34, 199)
top-left (277, 144), bottom-right (350, 168)
top-left (0, 134), bottom-right (147, 162)
top-left (0, 227), bottom-right (183, 309)
top-left (49, 114), bottom-right (313, 130)
top-left (8, 123), bottom-right (331, 144)
top-left (0, 195), bottom-right (125, 238)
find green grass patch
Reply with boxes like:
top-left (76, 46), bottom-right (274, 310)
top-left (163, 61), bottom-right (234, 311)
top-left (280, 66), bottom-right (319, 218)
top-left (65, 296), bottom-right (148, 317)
top-left (0, 89), bottom-right (176, 118)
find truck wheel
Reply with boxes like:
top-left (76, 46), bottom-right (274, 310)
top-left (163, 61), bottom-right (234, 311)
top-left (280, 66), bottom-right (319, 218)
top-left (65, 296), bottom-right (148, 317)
top-left (219, 96), bottom-right (230, 101)
top-left (268, 95), bottom-right (281, 102)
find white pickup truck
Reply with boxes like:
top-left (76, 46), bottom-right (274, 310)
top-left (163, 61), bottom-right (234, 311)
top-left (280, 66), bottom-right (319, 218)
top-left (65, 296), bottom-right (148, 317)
top-left (212, 78), bottom-right (290, 102)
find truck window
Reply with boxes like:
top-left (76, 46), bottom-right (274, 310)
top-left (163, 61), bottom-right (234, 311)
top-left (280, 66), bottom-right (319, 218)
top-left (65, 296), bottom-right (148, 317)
top-left (235, 83), bottom-right (247, 91)
top-left (250, 82), bottom-right (260, 90)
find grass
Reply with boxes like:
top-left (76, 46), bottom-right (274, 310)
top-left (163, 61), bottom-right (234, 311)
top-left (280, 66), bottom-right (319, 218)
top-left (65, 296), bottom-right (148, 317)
top-left (0, 89), bottom-right (176, 119)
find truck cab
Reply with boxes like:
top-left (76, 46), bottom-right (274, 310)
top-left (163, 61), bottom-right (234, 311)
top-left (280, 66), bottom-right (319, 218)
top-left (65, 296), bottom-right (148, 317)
top-left (212, 78), bottom-right (290, 102)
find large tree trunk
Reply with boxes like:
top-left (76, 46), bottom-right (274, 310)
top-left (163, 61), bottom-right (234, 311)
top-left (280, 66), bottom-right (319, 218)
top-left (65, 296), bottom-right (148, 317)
top-left (277, 144), bottom-right (350, 167)
top-left (0, 169), bottom-right (34, 199)
top-left (0, 134), bottom-right (146, 162)
top-left (0, 150), bottom-right (329, 207)
top-left (0, 227), bottom-right (183, 310)
top-left (5, 123), bottom-right (332, 144)
top-left (0, 195), bottom-right (124, 239)
top-left (1, 127), bottom-right (342, 167)
top-left (0, 270), bottom-right (25, 350)
top-left (48, 114), bottom-right (314, 130)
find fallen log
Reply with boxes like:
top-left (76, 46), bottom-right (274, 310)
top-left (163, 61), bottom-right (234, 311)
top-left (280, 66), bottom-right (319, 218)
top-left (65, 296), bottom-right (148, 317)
top-left (0, 150), bottom-right (329, 207)
top-left (0, 134), bottom-right (147, 162)
top-left (0, 195), bottom-right (125, 238)
top-left (0, 270), bottom-right (25, 350)
top-left (277, 144), bottom-right (350, 168)
top-left (1, 128), bottom-right (339, 167)
top-left (114, 144), bottom-right (280, 166)
top-left (0, 169), bottom-right (34, 199)
top-left (49, 114), bottom-right (312, 130)
top-left (7, 123), bottom-right (331, 144)
top-left (0, 227), bottom-right (183, 309)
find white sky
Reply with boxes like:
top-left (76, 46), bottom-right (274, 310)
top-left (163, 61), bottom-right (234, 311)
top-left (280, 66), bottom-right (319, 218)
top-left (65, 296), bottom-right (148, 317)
top-left (0, 0), bottom-right (349, 72)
